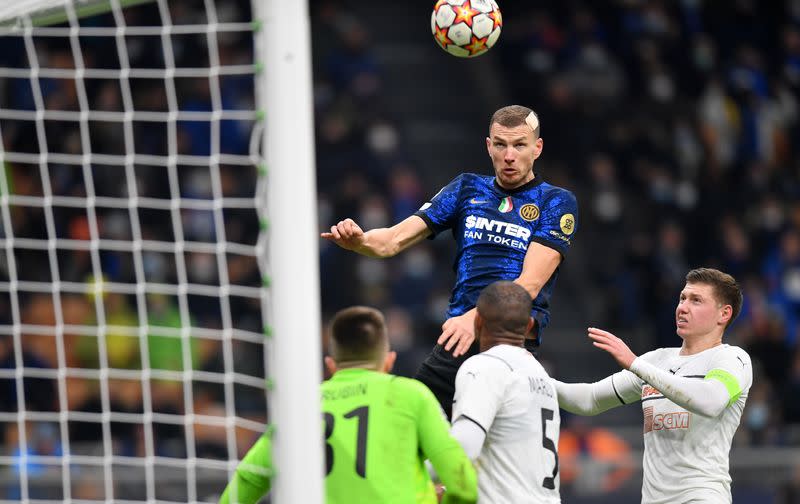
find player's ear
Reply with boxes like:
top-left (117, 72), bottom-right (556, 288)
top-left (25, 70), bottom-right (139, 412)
top-left (474, 312), bottom-right (484, 340)
top-left (324, 356), bottom-right (338, 376)
top-left (486, 136), bottom-right (492, 156)
top-left (533, 137), bottom-right (543, 159)
top-left (718, 304), bottom-right (732, 326)
top-left (526, 316), bottom-right (534, 334)
top-left (382, 351), bottom-right (397, 373)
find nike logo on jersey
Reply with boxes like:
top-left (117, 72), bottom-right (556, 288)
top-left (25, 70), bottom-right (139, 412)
top-left (737, 356), bottom-right (747, 367)
top-left (469, 198), bottom-right (488, 204)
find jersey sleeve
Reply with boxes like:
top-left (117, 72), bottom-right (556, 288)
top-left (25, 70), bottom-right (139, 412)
top-left (410, 380), bottom-right (478, 504)
top-left (413, 174), bottom-right (466, 237)
top-left (704, 346), bottom-right (753, 406)
top-left (611, 369), bottom-right (646, 404)
top-left (530, 187), bottom-right (578, 257)
top-left (219, 434), bottom-right (273, 504)
top-left (451, 355), bottom-right (507, 432)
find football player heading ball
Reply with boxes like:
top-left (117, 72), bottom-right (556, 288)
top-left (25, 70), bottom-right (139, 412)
top-left (322, 105), bottom-right (579, 418)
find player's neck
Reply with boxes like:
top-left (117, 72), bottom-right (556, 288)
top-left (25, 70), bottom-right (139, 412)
top-left (679, 334), bottom-right (723, 355)
top-left (484, 338), bottom-right (525, 351)
top-left (336, 360), bottom-right (382, 371)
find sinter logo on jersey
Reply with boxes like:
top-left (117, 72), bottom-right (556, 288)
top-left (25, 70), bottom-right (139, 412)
top-left (464, 215), bottom-right (530, 251)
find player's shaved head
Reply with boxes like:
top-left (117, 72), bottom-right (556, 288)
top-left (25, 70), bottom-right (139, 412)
top-left (329, 306), bottom-right (388, 364)
top-left (476, 281), bottom-right (533, 341)
top-left (490, 105), bottom-right (540, 138)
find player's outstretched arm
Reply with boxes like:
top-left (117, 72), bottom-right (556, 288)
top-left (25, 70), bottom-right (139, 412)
top-left (588, 327), bottom-right (746, 417)
top-left (320, 215), bottom-right (430, 258)
top-left (554, 375), bottom-right (631, 416)
top-left (219, 435), bottom-right (273, 504)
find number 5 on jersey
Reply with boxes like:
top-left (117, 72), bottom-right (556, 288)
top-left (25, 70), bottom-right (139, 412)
top-left (323, 406), bottom-right (369, 477)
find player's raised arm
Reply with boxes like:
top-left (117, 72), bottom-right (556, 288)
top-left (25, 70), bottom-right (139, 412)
top-left (554, 373), bottom-right (639, 416)
top-left (321, 215), bottom-right (431, 258)
top-left (589, 327), bottom-right (749, 418)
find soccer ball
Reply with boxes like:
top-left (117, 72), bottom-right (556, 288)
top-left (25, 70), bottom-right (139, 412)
top-left (431, 0), bottom-right (502, 58)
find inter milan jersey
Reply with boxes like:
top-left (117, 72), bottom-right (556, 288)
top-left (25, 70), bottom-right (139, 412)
top-left (414, 173), bottom-right (578, 343)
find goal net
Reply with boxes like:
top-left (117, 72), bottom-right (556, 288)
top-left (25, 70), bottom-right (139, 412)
top-left (0, 0), bottom-right (322, 502)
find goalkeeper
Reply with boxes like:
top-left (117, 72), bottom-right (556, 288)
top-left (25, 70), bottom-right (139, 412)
top-left (220, 306), bottom-right (477, 504)
top-left (322, 105), bottom-right (578, 417)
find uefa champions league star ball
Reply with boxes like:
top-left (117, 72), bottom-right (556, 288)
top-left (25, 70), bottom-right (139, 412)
top-left (431, 0), bottom-right (502, 58)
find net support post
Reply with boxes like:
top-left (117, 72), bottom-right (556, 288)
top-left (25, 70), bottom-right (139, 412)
top-left (255, 1), bottom-right (324, 503)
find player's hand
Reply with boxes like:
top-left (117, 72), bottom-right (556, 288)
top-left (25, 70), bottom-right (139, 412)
top-left (320, 218), bottom-right (366, 251)
top-left (435, 484), bottom-right (445, 502)
top-left (438, 311), bottom-right (476, 358)
top-left (588, 327), bottom-right (637, 369)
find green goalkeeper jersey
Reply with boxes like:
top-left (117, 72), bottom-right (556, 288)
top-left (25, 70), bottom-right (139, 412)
top-left (323, 368), bottom-right (476, 504)
top-left (219, 434), bottom-right (272, 504)
top-left (220, 368), bottom-right (476, 504)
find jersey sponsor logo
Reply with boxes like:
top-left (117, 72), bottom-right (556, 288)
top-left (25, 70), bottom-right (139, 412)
top-left (560, 213), bottom-right (575, 235)
top-left (498, 196), bottom-right (513, 213)
top-left (519, 203), bottom-right (540, 221)
top-left (642, 384), bottom-right (662, 398)
top-left (464, 215), bottom-right (530, 250)
top-left (548, 229), bottom-right (571, 245)
top-left (465, 215), bottom-right (531, 240)
top-left (643, 405), bottom-right (690, 433)
top-left (469, 198), bottom-right (489, 204)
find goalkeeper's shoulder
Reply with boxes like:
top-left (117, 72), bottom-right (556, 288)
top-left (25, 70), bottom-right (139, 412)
top-left (389, 375), bottom-right (440, 405)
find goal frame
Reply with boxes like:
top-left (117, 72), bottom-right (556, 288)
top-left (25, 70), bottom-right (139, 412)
top-left (0, 0), bottom-right (324, 502)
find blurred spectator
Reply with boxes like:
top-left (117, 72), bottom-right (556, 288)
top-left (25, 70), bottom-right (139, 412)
top-left (558, 415), bottom-right (635, 494)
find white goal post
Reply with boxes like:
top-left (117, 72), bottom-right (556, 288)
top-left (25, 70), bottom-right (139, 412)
top-left (0, 0), bottom-right (322, 502)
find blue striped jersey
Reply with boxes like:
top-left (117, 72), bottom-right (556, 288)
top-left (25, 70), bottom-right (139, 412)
top-left (414, 173), bottom-right (578, 343)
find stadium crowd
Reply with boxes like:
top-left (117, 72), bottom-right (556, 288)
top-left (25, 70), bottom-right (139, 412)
top-left (1, 0), bottom-right (800, 500)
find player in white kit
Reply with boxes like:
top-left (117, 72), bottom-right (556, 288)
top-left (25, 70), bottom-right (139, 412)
top-left (450, 281), bottom-right (561, 504)
top-left (555, 268), bottom-right (752, 504)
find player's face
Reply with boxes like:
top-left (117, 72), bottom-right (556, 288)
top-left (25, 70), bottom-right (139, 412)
top-left (486, 123), bottom-right (543, 190)
top-left (675, 283), bottom-right (728, 339)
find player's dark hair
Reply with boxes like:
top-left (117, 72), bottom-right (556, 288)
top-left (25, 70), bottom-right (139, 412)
top-left (329, 306), bottom-right (388, 363)
top-left (685, 268), bottom-right (743, 328)
top-left (476, 281), bottom-right (532, 339)
top-left (490, 105), bottom-right (540, 138)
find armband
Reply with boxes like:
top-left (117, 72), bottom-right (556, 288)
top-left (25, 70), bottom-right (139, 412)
top-left (704, 368), bottom-right (741, 407)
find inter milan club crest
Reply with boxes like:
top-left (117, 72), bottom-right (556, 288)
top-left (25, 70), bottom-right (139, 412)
top-left (519, 203), bottom-right (540, 222)
top-left (498, 196), bottom-right (513, 213)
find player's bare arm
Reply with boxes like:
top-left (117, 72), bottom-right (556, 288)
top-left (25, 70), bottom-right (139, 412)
top-left (513, 241), bottom-right (561, 299)
top-left (439, 241), bottom-right (561, 358)
top-left (588, 327), bottom-right (637, 369)
top-left (321, 215), bottom-right (430, 258)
